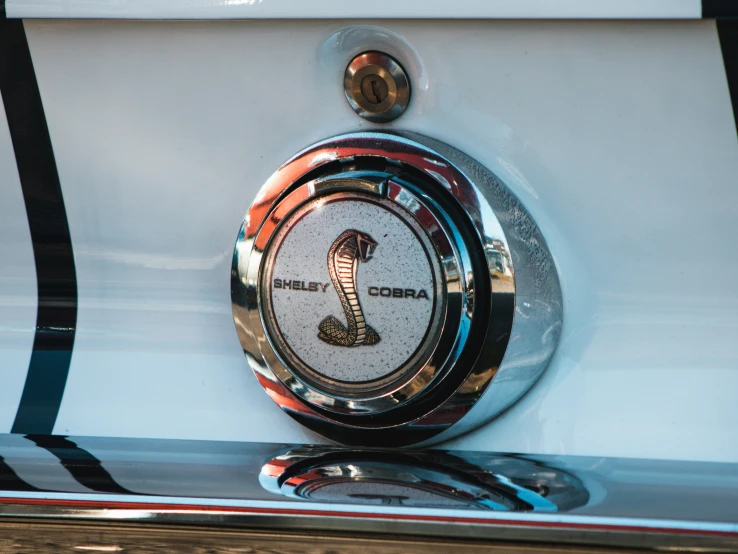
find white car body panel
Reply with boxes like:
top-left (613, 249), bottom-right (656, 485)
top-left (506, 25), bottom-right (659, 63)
top-left (0, 98), bottom-right (38, 431)
top-left (6, 0), bottom-right (702, 20)
top-left (0, 18), bottom-right (736, 461)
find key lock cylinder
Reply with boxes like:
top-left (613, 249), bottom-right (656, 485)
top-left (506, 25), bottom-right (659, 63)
top-left (232, 52), bottom-right (562, 446)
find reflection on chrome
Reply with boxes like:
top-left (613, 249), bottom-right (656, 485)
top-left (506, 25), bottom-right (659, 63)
top-left (260, 447), bottom-right (589, 512)
top-left (232, 132), bottom-right (563, 446)
top-left (0, 435), bottom-right (733, 551)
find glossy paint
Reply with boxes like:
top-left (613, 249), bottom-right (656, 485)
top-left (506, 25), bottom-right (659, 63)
top-left (0, 20), bottom-right (736, 460)
top-left (5, 0), bottom-right (701, 20)
top-left (0, 98), bottom-right (37, 432)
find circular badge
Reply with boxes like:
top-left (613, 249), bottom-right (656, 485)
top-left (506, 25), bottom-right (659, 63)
top-left (262, 192), bottom-right (444, 395)
top-left (251, 179), bottom-right (459, 415)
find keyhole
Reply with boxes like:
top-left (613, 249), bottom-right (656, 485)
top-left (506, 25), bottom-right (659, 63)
top-left (360, 75), bottom-right (389, 104)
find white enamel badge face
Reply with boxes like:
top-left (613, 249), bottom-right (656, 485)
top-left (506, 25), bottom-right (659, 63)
top-left (264, 194), bottom-right (443, 389)
top-left (232, 132), bottom-right (562, 446)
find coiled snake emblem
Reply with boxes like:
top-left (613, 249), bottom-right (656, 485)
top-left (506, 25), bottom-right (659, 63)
top-left (318, 230), bottom-right (381, 347)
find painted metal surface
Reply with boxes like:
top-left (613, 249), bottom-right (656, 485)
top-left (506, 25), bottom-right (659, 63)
top-left (0, 99), bottom-right (37, 434)
top-left (0, 19), bottom-right (735, 460)
top-left (0, 18), bottom-right (79, 436)
top-left (5, 0), bottom-right (702, 21)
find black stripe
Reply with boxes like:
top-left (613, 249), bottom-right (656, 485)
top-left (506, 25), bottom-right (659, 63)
top-left (27, 436), bottom-right (136, 495)
top-left (0, 20), bottom-right (78, 434)
top-left (704, 1), bottom-right (738, 18)
top-left (716, 20), bottom-right (738, 137)
top-left (0, 455), bottom-right (41, 492)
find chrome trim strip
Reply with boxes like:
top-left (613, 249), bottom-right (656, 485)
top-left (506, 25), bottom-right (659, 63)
top-left (0, 437), bottom-right (733, 513)
top-left (0, 434), bottom-right (734, 552)
top-left (0, 494), bottom-right (736, 551)
top-left (0, 521), bottom-right (714, 554)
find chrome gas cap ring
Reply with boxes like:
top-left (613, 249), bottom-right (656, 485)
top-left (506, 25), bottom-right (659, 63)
top-left (231, 132), bottom-right (562, 446)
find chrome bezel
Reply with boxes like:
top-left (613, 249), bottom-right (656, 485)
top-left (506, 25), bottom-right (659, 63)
top-left (232, 132), bottom-right (520, 445)
top-left (251, 182), bottom-right (463, 415)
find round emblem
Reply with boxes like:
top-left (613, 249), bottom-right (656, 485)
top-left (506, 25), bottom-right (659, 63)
top-left (232, 132), bottom-right (562, 446)
top-left (262, 192), bottom-right (445, 396)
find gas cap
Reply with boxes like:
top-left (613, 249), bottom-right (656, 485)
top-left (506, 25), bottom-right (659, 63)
top-left (232, 132), bottom-right (561, 446)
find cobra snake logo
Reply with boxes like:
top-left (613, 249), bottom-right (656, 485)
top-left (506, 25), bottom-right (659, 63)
top-left (318, 230), bottom-right (381, 347)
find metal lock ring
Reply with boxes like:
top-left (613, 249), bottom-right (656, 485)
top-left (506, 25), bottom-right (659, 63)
top-left (344, 51), bottom-right (410, 122)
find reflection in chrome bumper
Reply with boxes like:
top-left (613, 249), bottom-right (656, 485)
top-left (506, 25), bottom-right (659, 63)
top-left (0, 435), bottom-right (734, 551)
